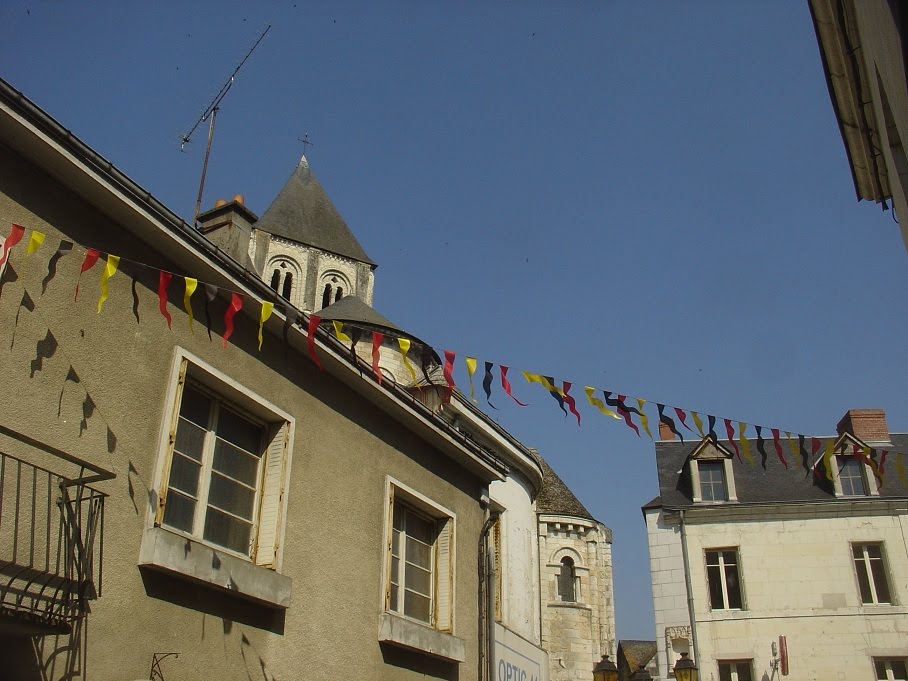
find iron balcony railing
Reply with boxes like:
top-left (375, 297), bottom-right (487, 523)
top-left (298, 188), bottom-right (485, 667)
top-left (0, 446), bottom-right (108, 634)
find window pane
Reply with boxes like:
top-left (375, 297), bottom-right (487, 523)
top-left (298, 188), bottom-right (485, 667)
top-left (390, 556), bottom-right (400, 586)
top-left (213, 438), bottom-right (261, 486)
top-left (203, 506), bottom-right (252, 554)
top-left (406, 512), bottom-right (435, 545)
top-left (406, 535), bottom-right (431, 569)
top-left (168, 452), bottom-right (201, 496)
top-left (718, 663), bottom-right (733, 681)
top-left (389, 583), bottom-right (399, 611)
top-left (866, 544), bottom-right (883, 560)
top-left (707, 563), bottom-right (725, 609)
top-left (404, 590), bottom-right (431, 622)
top-left (174, 418), bottom-right (206, 462)
top-left (208, 472), bottom-right (256, 521)
top-left (405, 563), bottom-right (432, 597)
top-left (737, 662), bottom-right (753, 681)
top-left (162, 490), bottom-right (196, 533)
top-left (855, 555), bottom-right (874, 603)
top-left (180, 386), bottom-right (212, 427)
top-left (870, 557), bottom-right (892, 603)
top-left (876, 660), bottom-right (888, 680)
top-left (216, 408), bottom-right (263, 453)
top-left (725, 563), bottom-right (743, 608)
top-left (891, 661), bottom-right (907, 680)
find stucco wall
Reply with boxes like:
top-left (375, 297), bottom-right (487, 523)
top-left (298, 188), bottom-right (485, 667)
top-left (0, 145), bottom-right (485, 681)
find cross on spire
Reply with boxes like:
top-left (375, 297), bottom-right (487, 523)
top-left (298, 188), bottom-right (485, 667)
top-left (298, 133), bottom-right (315, 157)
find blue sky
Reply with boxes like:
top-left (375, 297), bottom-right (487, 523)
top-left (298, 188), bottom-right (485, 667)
top-left (3, 2), bottom-right (906, 641)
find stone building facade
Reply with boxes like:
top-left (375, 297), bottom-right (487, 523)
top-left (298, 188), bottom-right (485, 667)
top-left (644, 409), bottom-right (908, 681)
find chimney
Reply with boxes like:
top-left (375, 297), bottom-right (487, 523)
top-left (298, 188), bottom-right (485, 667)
top-left (658, 420), bottom-right (676, 441)
top-left (836, 409), bottom-right (891, 445)
top-left (197, 196), bottom-right (259, 266)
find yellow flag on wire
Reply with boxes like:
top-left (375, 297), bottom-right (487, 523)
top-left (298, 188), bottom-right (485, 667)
top-left (738, 422), bottom-right (754, 465)
top-left (183, 277), bottom-right (198, 333)
top-left (26, 230), bottom-right (45, 255)
top-left (585, 387), bottom-right (620, 419)
top-left (785, 431), bottom-right (799, 462)
top-left (397, 338), bottom-right (417, 381)
top-left (465, 357), bottom-right (478, 403)
top-left (96, 254), bottom-right (119, 313)
top-left (332, 321), bottom-right (352, 343)
top-left (637, 399), bottom-right (653, 439)
top-left (258, 301), bottom-right (274, 350)
top-left (823, 440), bottom-right (835, 481)
top-left (691, 411), bottom-right (705, 437)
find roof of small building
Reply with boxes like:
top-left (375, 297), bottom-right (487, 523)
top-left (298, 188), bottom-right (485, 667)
top-left (617, 640), bottom-right (657, 671)
top-left (255, 156), bottom-right (375, 266)
top-left (534, 453), bottom-right (596, 521)
top-left (651, 432), bottom-right (908, 508)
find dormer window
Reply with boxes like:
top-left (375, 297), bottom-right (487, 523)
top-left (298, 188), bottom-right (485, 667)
top-left (689, 438), bottom-right (737, 503)
top-left (838, 456), bottom-right (868, 496)
top-left (828, 435), bottom-right (880, 498)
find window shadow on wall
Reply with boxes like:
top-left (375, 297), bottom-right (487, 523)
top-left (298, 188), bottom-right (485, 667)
top-left (379, 642), bottom-right (459, 681)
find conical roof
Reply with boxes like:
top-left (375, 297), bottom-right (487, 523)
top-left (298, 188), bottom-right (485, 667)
top-left (533, 454), bottom-right (596, 521)
top-left (255, 156), bottom-right (375, 266)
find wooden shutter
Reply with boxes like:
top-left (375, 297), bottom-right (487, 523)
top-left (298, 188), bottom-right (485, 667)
top-left (434, 518), bottom-right (454, 632)
top-left (252, 421), bottom-right (289, 568)
top-left (155, 358), bottom-right (188, 526)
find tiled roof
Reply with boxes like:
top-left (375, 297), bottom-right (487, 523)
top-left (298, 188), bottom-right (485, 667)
top-left (534, 454), bottom-right (596, 521)
top-left (255, 156), bottom-right (375, 266)
top-left (617, 640), bottom-right (657, 671)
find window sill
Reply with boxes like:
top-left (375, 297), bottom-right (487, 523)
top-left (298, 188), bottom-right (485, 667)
top-left (546, 601), bottom-right (591, 611)
top-left (138, 526), bottom-right (292, 609)
top-left (378, 612), bottom-right (465, 662)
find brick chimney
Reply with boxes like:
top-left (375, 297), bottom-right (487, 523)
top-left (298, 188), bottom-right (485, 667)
top-left (836, 409), bottom-right (891, 445)
top-left (197, 195), bottom-right (262, 268)
top-left (658, 420), bottom-right (676, 441)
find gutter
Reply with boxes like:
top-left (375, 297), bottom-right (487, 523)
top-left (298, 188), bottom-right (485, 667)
top-left (677, 510), bottom-right (700, 672)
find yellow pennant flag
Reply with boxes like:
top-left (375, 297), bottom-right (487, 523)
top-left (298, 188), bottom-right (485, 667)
top-left (896, 453), bottom-right (907, 487)
top-left (397, 338), bottom-right (417, 381)
top-left (258, 301), bottom-right (274, 350)
top-left (332, 321), bottom-right (352, 343)
top-left (584, 387), bottom-right (620, 419)
top-left (522, 371), bottom-right (562, 394)
top-left (183, 277), bottom-right (198, 334)
top-left (691, 411), bottom-right (705, 437)
top-left (785, 431), bottom-right (799, 462)
top-left (96, 254), bottom-right (119, 313)
top-left (823, 440), bottom-right (836, 481)
top-left (26, 230), bottom-right (45, 255)
top-left (465, 357), bottom-right (478, 403)
top-left (738, 422), bottom-right (754, 465)
top-left (637, 398), bottom-right (653, 439)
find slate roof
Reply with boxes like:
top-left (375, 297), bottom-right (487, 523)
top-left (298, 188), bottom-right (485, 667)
top-left (534, 453), bottom-right (596, 521)
top-left (617, 640), bottom-right (657, 672)
top-left (255, 156), bottom-right (375, 266)
top-left (650, 432), bottom-right (908, 509)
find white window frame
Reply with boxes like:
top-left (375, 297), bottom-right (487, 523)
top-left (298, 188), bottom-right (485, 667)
top-left (382, 477), bottom-right (456, 633)
top-left (705, 548), bottom-right (744, 610)
top-left (718, 659), bottom-right (754, 681)
top-left (150, 349), bottom-right (294, 571)
top-left (875, 658), bottom-right (908, 681)
top-left (832, 454), bottom-right (879, 497)
top-left (852, 542), bottom-right (895, 605)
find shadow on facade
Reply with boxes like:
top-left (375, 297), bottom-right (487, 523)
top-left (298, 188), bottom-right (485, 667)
top-left (379, 642), bottom-right (459, 681)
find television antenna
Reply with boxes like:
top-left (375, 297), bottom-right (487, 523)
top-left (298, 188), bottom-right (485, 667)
top-left (180, 24), bottom-right (271, 226)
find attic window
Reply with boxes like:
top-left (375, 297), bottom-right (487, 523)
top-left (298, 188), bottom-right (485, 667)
top-left (698, 461), bottom-right (727, 502)
top-left (689, 439), bottom-right (737, 503)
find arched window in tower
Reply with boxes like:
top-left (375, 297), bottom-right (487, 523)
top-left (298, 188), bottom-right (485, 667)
top-left (322, 283), bottom-right (333, 309)
top-left (282, 272), bottom-right (293, 299)
top-left (334, 286), bottom-right (344, 302)
top-left (270, 269), bottom-right (280, 292)
top-left (557, 557), bottom-right (576, 602)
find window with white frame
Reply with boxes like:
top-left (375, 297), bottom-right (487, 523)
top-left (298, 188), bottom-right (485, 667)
top-left (689, 441), bottom-right (736, 503)
top-left (385, 482), bottom-right (454, 632)
top-left (698, 460), bottom-right (728, 501)
top-left (718, 660), bottom-right (753, 681)
top-left (837, 455), bottom-right (868, 495)
top-left (155, 355), bottom-right (292, 568)
top-left (853, 543), bottom-right (893, 605)
top-left (705, 549), bottom-right (743, 610)
top-left (875, 658), bottom-right (908, 681)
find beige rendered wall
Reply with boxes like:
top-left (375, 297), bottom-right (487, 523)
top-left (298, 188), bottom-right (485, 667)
top-left (0, 146), bottom-right (486, 681)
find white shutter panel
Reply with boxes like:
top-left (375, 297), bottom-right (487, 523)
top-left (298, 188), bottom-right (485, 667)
top-left (434, 518), bottom-right (454, 632)
top-left (155, 358), bottom-right (188, 526)
top-left (253, 421), bottom-right (289, 568)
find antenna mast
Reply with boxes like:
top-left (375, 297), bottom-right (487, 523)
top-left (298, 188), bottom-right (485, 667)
top-left (181, 24), bottom-right (271, 226)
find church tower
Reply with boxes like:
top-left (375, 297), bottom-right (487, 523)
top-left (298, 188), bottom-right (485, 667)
top-left (198, 155), bottom-right (376, 314)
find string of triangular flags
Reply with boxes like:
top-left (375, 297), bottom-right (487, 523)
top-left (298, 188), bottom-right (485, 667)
top-left (3, 223), bottom-right (905, 487)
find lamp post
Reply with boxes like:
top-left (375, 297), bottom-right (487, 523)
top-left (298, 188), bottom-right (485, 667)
top-left (629, 664), bottom-right (652, 681)
top-left (592, 654), bottom-right (618, 681)
top-left (673, 652), bottom-right (699, 681)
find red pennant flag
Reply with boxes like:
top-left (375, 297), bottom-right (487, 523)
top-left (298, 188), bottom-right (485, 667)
top-left (0, 224), bottom-right (25, 270)
top-left (674, 407), bottom-right (694, 432)
top-left (499, 366), bottom-right (528, 406)
top-left (222, 292), bottom-right (243, 348)
top-left (306, 314), bottom-right (322, 369)
top-left (443, 350), bottom-right (456, 389)
top-left (562, 381), bottom-right (581, 426)
top-left (74, 248), bottom-right (100, 301)
top-left (158, 271), bottom-right (173, 329)
top-left (771, 428), bottom-right (788, 468)
top-left (879, 450), bottom-right (888, 474)
top-left (372, 332), bottom-right (384, 384)
top-left (617, 394), bottom-right (640, 436)
top-left (724, 418), bottom-right (741, 461)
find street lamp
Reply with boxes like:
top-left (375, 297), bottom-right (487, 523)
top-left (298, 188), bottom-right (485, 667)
top-left (629, 664), bottom-right (652, 681)
top-left (592, 654), bottom-right (618, 681)
top-left (673, 652), bottom-right (699, 681)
